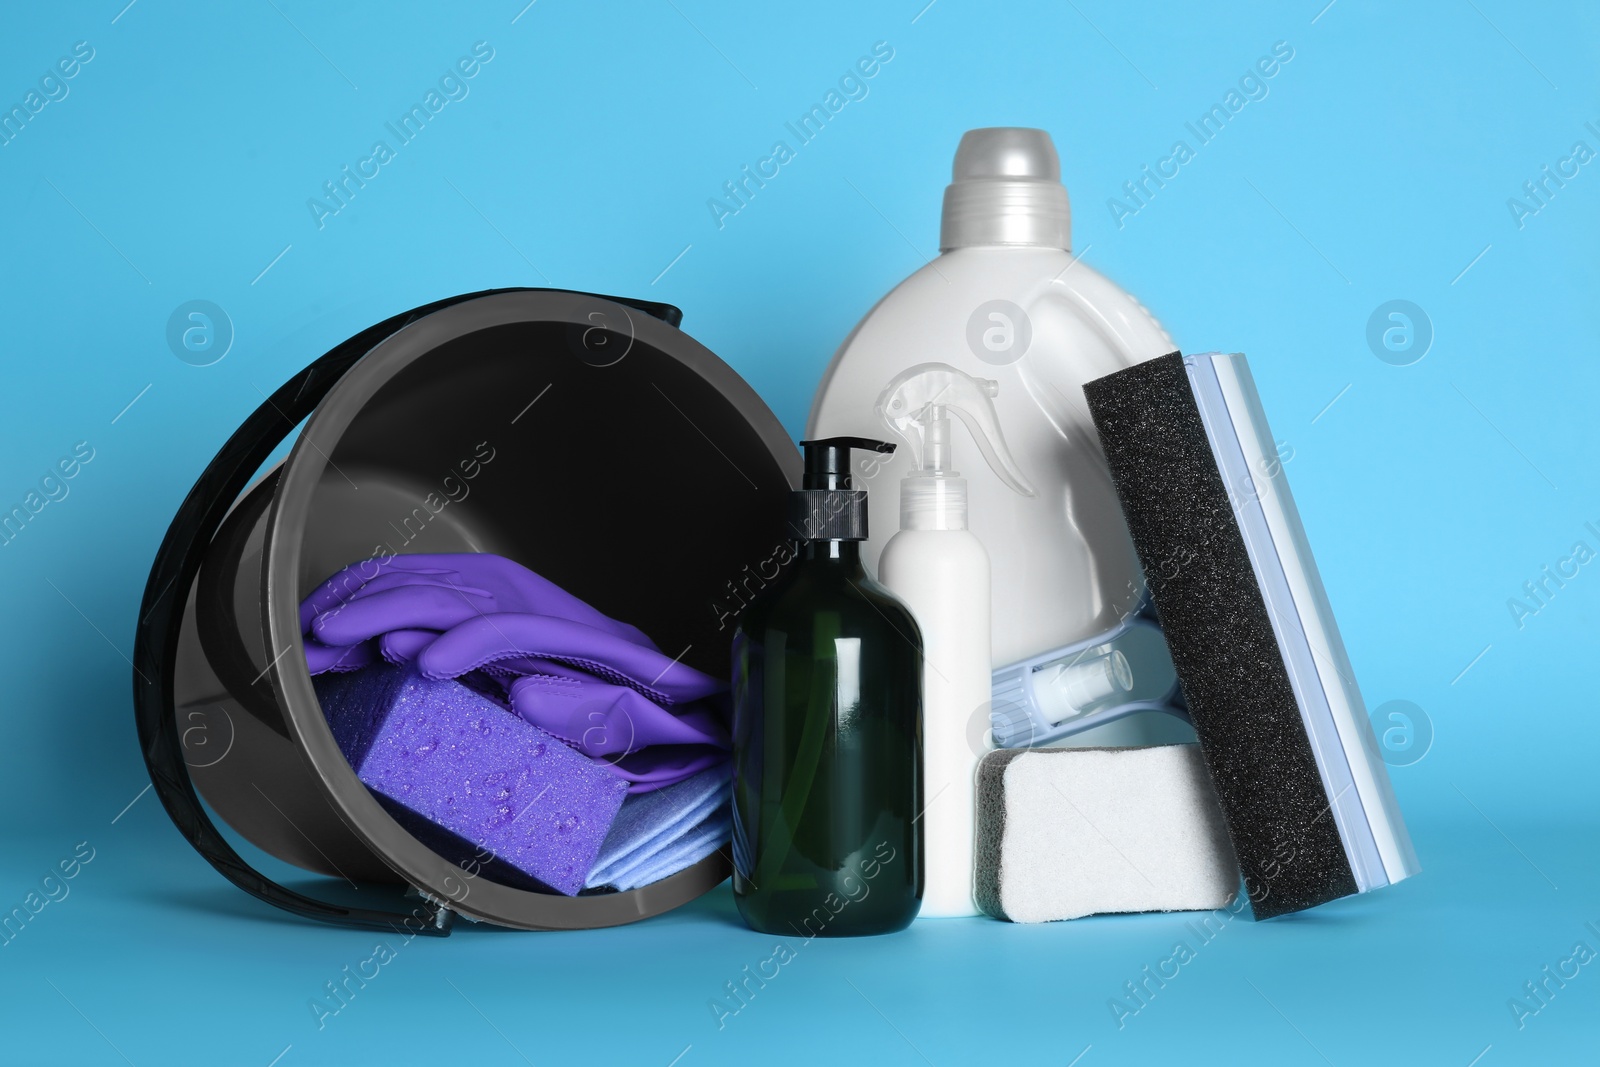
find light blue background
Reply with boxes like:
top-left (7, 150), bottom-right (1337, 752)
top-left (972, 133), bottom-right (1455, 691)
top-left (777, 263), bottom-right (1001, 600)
top-left (2, 0), bottom-right (1596, 1063)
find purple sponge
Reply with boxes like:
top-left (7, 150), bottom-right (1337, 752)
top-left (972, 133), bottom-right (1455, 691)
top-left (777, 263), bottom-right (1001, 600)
top-left (313, 663), bottom-right (629, 895)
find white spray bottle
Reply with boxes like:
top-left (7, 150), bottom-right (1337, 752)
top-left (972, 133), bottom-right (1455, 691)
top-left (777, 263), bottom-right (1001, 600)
top-left (877, 364), bottom-right (1033, 918)
top-left (809, 128), bottom-right (1189, 749)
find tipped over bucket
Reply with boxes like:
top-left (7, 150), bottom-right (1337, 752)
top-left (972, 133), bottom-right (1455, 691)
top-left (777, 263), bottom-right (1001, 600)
top-left (134, 289), bottom-right (799, 933)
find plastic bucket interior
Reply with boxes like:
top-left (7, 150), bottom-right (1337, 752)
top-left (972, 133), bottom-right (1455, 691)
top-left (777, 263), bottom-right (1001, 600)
top-left (134, 288), bottom-right (799, 932)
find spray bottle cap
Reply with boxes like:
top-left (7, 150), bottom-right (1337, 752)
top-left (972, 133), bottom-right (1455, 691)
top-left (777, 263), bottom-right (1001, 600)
top-left (788, 437), bottom-right (896, 541)
top-left (877, 364), bottom-right (1034, 531)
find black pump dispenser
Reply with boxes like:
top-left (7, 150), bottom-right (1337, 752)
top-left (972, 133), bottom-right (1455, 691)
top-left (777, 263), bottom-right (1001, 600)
top-left (789, 437), bottom-right (896, 542)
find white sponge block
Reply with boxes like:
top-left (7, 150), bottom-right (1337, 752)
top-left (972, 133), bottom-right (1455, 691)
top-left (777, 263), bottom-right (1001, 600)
top-left (975, 744), bottom-right (1238, 923)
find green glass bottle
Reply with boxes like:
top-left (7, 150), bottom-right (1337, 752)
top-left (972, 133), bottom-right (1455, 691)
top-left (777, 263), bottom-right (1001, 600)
top-left (731, 437), bottom-right (924, 937)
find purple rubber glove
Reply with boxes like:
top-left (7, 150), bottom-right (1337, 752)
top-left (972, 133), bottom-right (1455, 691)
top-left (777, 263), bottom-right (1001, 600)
top-left (303, 553), bottom-right (657, 653)
top-left (377, 628), bottom-right (439, 666)
top-left (418, 613), bottom-right (731, 792)
top-left (458, 670), bottom-right (726, 793)
top-left (505, 672), bottom-right (729, 755)
top-left (300, 555), bottom-right (731, 791)
top-left (304, 635), bottom-right (378, 674)
top-left (607, 746), bottom-right (729, 792)
top-left (417, 613), bottom-right (725, 707)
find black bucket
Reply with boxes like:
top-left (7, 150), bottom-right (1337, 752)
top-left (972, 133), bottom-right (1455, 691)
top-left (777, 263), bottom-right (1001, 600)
top-left (133, 289), bottom-right (798, 933)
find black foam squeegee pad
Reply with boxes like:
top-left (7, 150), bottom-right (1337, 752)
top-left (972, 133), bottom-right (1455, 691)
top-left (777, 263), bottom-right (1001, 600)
top-left (1084, 353), bottom-right (1357, 918)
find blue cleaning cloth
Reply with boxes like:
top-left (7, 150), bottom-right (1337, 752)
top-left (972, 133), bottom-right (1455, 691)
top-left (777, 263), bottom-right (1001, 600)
top-left (586, 764), bottom-right (730, 890)
top-left (603, 805), bottom-right (730, 891)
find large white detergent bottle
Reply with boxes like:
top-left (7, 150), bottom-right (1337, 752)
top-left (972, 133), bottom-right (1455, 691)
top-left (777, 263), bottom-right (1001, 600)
top-left (809, 128), bottom-right (1183, 746)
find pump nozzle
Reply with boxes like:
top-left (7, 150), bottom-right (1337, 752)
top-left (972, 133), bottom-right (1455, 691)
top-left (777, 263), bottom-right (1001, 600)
top-left (789, 437), bottom-right (896, 542)
top-left (876, 363), bottom-right (1036, 497)
top-left (798, 436), bottom-right (895, 492)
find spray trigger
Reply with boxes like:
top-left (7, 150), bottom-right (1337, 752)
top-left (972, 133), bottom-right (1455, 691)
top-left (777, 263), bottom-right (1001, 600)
top-left (876, 363), bottom-right (1036, 497)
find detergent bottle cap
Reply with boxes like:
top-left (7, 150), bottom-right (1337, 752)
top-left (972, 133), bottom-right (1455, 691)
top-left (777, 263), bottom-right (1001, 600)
top-left (788, 437), bottom-right (896, 541)
top-left (877, 364), bottom-right (1035, 532)
top-left (940, 128), bottom-right (1072, 252)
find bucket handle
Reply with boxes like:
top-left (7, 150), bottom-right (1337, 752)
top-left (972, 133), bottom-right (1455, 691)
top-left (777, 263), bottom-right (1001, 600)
top-left (195, 468), bottom-right (295, 739)
top-left (132, 289), bottom-right (682, 934)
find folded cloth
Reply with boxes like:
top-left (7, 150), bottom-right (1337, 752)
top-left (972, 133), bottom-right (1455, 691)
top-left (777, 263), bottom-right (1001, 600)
top-left (603, 805), bottom-right (731, 892)
top-left (587, 764), bottom-right (731, 889)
